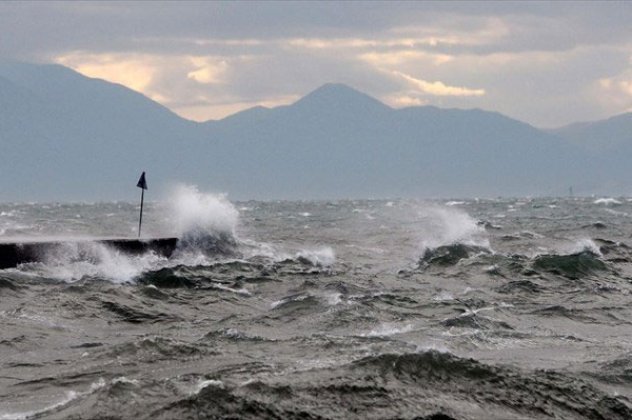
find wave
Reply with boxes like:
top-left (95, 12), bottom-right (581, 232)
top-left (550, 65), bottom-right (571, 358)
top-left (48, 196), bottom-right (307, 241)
top-left (477, 244), bottom-right (610, 282)
top-left (167, 184), bottom-right (239, 240)
top-left (532, 250), bottom-right (608, 280)
top-left (418, 235), bottom-right (615, 281)
top-left (16, 350), bottom-right (630, 420)
top-left (477, 219), bottom-right (502, 230)
top-left (420, 243), bottom-right (492, 267)
top-left (347, 351), bottom-right (632, 419)
top-left (419, 206), bottom-right (489, 251)
top-left (151, 379), bottom-right (318, 420)
top-left (270, 293), bottom-right (321, 311)
top-left (583, 221), bottom-right (608, 230)
top-left (294, 247), bottom-right (335, 267)
top-left (441, 313), bottom-right (514, 330)
top-left (500, 230), bottom-right (544, 241)
top-left (14, 241), bottom-right (169, 283)
top-left (593, 238), bottom-right (632, 263)
top-left (496, 279), bottom-right (543, 294)
top-left (360, 323), bottom-right (414, 338)
top-left (203, 328), bottom-right (271, 343)
top-left (98, 336), bottom-right (203, 360)
top-left (0, 185), bottom-right (241, 283)
top-left (351, 350), bottom-right (495, 380)
top-left (174, 231), bottom-right (238, 258)
top-left (100, 299), bottom-right (181, 324)
top-left (6, 231), bottom-right (237, 285)
top-left (0, 378), bottom-right (106, 420)
top-left (590, 353), bottom-right (632, 384)
top-left (410, 206), bottom-right (493, 270)
top-left (136, 249), bottom-right (333, 289)
top-left (5, 187), bottom-right (338, 286)
top-left (594, 198), bottom-right (622, 205)
top-left (0, 275), bottom-right (22, 291)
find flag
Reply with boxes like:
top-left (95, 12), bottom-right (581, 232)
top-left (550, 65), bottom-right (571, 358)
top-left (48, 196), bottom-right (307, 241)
top-left (136, 172), bottom-right (148, 190)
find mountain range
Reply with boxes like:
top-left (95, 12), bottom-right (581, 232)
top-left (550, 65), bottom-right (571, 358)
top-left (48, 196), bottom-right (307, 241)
top-left (0, 61), bottom-right (630, 201)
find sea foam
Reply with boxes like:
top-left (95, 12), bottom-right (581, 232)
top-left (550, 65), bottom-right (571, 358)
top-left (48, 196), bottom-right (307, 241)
top-left (418, 205), bottom-right (489, 253)
top-left (167, 184), bottom-right (239, 238)
top-left (14, 185), bottom-right (241, 283)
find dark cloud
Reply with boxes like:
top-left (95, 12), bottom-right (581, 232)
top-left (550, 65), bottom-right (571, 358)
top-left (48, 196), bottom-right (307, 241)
top-left (2, 2), bottom-right (630, 57)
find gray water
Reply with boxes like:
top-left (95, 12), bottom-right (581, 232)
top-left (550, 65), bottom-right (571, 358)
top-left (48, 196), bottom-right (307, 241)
top-left (2, 193), bottom-right (632, 419)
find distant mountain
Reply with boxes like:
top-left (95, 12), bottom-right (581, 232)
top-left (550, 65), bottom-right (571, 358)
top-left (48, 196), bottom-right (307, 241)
top-left (552, 112), bottom-right (632, 151)
top-left (0, 62), bottom-right (628, 201)
top-left (0, 61), bottom-right (203, 200)
top-left (200, 83), bottom-right (585, 198)
top-left (549, 112), bottom-right (632, 194)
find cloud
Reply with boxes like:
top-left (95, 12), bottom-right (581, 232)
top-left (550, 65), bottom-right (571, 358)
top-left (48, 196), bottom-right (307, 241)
top-left (359, 50), bottom-right (454, 67)
top-left (186, 57), bottom-right (229, 85)
top-left (383, 94), bottom-right (428, 107)
top-left (3, 2), bottom-right (628, 126)
top-left (56, 52), bottom-right (157, 93)
top-left (54, 51), bottom-right (268, 121)
top-left (178, 94), bottom-right (300, 122)
top-left (286, 35), bottom-right (461, 50)
top-left (596, 69), bottom-right (632, 113)
top-left (392, 71), bottom-right (485, 97)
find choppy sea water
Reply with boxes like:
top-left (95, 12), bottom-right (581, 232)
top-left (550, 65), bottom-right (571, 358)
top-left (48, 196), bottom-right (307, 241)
top-left (2, 189), bottom-right (632, 419)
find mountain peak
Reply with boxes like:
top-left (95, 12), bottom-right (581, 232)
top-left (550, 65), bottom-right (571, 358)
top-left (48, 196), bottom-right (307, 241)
top-left (306, 82), bottom-right (367, 97)
top-left (293, 83), bottom-right (391, 114)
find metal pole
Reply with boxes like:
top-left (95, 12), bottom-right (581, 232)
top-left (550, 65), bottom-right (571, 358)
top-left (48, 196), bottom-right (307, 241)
top-left (138, 188), bottom-right (144, 238)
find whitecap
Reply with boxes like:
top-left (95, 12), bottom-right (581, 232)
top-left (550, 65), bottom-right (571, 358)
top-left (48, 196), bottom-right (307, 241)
top-left (594, 198), bottom-right (622, 205)
top-left (418, 205), bottom-right (490, 253)
top-left (270, 294), bottom-right (310, 309)
top-left (324, 292), bottom-right (343, 306)
top-left (296, 246), bottom-right (336, 267)
top-left (210, 283), bottom-right (251, 296)
top-left (565, 238), bottom-right (603, 257)
top-left (190, 379), bottom-right (224, 396)
top-left (363, 323), bottom-right (414, 337)
top-left (432, 291), bottom-right (454, 302)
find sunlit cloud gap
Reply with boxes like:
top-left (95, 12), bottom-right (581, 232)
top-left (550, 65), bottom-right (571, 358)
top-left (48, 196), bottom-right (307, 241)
top-left (392, 71), bottom-right (485, 97)
top-left (51, 26), bottom-right (631, 125)
top-left (56, 52), bottom-right (156, 93)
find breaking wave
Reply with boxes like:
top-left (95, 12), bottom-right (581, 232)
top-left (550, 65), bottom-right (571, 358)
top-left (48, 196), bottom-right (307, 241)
top-left (414, 206), bottom-right (492, 268)
top-left (419, 206), bottom-right (489, 250)
top-left (10, 185), bottom-right (241, 283)
top-left (594, 198), bottom-right (622, 205)
top-left (168, 184), bottom-right (239, 258)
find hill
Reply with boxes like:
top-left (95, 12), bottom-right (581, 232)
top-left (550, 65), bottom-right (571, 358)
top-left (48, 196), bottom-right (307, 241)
top-left (0, 62), bottom-right (622, 200)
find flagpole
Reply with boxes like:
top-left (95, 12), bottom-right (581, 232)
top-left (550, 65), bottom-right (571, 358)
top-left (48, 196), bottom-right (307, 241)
top-left (138, 187), bottom-right (144, 238)
top-left (136, 171), bottom-right (147, 238)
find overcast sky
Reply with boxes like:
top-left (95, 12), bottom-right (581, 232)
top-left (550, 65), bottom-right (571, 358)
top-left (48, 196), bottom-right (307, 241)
top-left (1, 1), bottom-right (631, 127)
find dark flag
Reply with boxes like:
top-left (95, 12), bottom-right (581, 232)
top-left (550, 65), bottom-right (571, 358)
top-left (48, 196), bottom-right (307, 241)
top-left (137, 172), bottom-right (148, 190)
top-left (137, 171), bottom-right (147, 237)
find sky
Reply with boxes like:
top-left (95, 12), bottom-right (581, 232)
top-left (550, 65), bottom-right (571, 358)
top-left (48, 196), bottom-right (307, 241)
top-left (0, 1), bottom-right (631, 128)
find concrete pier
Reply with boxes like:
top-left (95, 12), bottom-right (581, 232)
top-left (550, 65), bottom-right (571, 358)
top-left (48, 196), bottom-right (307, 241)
top-left (0, 237), bottom-right (178, 269)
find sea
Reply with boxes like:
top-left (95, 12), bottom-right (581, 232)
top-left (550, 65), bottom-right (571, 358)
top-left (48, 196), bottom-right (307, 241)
top-left (2, 185), bottom-right (632, 419)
